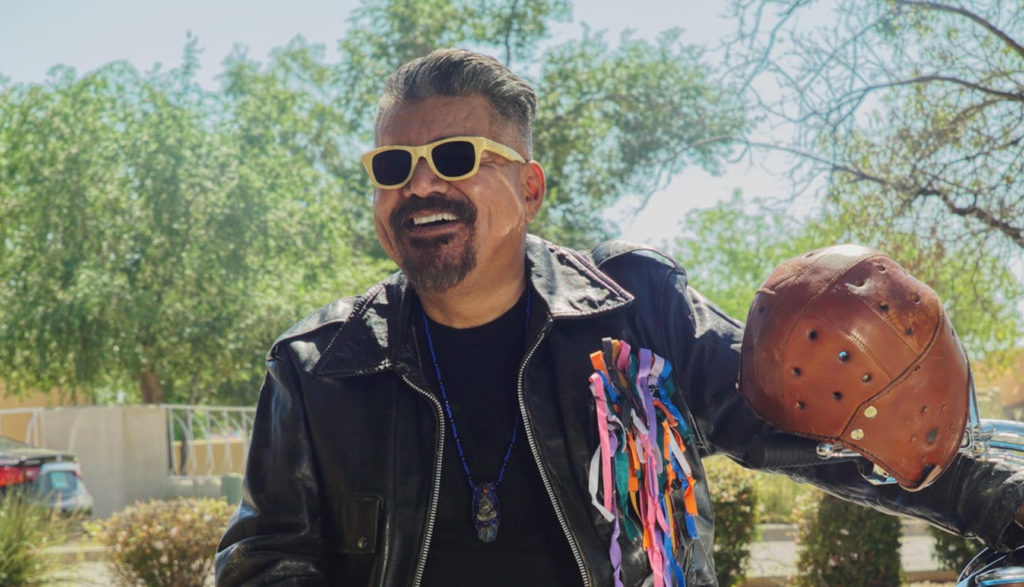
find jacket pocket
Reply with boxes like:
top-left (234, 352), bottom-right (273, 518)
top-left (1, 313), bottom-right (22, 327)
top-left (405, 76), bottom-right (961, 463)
top-left (327, 492), bottom-right (382, 555)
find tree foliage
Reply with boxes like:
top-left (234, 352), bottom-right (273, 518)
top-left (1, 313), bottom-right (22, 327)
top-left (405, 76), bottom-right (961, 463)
top-left (0, 42), bottom-right (389, 404)
top-left (725, 0), bottom-right (1023, 290)
top-left (673, 193), bottom-right (1023, 357)
top-left (534, 29), bottom-right (746, 245)
top-left (0, 0), bottom-right (746, 403)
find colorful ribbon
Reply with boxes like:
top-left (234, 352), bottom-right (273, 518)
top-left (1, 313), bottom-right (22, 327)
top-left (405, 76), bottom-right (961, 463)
top-left (587, 338), bottom-right (700, 587)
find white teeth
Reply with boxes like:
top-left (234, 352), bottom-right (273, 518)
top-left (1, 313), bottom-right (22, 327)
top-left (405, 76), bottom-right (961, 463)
top-left (412, 213), bottom-right (457, 226)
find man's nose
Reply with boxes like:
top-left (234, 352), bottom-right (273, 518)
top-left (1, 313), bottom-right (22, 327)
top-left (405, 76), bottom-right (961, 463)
top-left (403, 156), bottom-right (444, 197)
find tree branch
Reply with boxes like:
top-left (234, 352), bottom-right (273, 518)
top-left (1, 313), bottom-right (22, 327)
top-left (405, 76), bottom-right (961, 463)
top-left (844, 74), bottom-right (1023, 103)
top-left (502, 0), bottom-right (521, 66)
top-left (924, 189), bottom-right (1024, 249)
top-left (736, 138), bottom-right (1024, 250)
top-left (895, 0), bottom-right (1024, 61)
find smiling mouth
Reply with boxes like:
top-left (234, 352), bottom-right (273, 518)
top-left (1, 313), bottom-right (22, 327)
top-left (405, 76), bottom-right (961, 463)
top-left (410, 212), bottom-right (459, 228)
top-left (390, 194), bottom-right (476, 237)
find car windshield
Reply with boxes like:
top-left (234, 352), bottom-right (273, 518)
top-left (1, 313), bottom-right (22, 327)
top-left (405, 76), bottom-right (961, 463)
top-left (35, 470), bottom-right (79, 495)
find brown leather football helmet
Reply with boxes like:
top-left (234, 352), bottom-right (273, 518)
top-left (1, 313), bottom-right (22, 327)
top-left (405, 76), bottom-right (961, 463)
top-left (740, 244), bottom-right (970, 490)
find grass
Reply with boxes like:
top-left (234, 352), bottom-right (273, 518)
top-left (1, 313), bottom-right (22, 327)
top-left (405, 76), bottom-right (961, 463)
top-left (0, 493), bottom-right (71, 585)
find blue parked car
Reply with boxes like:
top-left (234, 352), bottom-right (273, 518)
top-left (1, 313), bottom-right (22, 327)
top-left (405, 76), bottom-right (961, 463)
top-left (0, 435), bottom-right (94, 515)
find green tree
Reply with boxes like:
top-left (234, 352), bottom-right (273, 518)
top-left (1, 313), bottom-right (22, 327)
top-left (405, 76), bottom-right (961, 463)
top-left (671, 192), bottom-right (823, 319)
top-left (533, 29), bottom-right (746, 246)
top-left (0, 43), bottom-right (387, 404)
top-left (672, 193), bottom-right (1023, 356)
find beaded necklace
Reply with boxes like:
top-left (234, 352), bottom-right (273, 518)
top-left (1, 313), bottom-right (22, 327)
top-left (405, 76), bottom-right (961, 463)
top-left (421, 288), bottom-right (531, 543)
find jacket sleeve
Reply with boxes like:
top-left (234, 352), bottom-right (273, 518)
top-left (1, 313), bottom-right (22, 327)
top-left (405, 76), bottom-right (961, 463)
top-left (621, 250), bottom-right (1024, 551)
top-left (215, 349), bottom-right (331, 585)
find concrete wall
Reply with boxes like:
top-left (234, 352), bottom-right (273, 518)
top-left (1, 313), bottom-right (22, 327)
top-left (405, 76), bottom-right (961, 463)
top-left (41, 406), bottom-right (169, 518)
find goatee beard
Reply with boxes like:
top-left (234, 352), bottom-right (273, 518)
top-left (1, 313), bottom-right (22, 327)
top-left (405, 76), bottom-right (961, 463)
top-left (390, 194), bottom-right (478, 293)
top-left (402, 236), bottom-right (477, 293)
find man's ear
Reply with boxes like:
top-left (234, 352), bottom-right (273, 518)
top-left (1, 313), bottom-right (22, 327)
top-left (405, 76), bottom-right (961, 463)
top-left (521, 161), bottom-right (546, 222)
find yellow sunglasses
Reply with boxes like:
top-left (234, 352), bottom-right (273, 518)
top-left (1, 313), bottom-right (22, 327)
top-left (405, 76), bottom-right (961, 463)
top-left (361, 136), bottom-right (526, 189)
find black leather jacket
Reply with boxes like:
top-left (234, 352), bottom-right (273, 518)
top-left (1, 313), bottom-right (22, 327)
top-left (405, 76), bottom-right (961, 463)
top-left (217, 236), bottom-right (1024, 586)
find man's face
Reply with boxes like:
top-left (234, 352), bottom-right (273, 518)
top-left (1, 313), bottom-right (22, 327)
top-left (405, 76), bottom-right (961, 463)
top-left (372, 94), bottom-right (544, 293)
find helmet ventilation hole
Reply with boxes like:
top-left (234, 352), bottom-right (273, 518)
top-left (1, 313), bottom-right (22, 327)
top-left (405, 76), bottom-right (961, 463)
top-left (861, 373), bottom-right (872, 383)
top-left (878, 302), bottom-right (889, 312)
top-left (791, 367), bottom-right (802, 376)
top-left (808, 330), bottom-right (818, 340)
top-left (838, 351), bottom-right (850, 362)
top-left (905, 327), bottom-right (914, 335)
top-left (795, 401), bottom-right (806, 410)
top-left (832, 391), bottom-right (843, 401)
top-left (876, 265), bottom-right (887, 272)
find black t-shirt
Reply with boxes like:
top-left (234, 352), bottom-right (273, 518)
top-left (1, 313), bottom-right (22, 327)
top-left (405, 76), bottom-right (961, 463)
top-left (416, 292), bottom-right (582, 587)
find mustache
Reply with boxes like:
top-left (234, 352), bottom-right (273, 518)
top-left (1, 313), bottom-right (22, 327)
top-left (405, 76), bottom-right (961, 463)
top-left (389, 194), bottom-right (477, 231)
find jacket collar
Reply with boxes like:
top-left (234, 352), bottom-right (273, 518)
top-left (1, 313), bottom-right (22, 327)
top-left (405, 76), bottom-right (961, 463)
top-left (312, 235), bottom-right (634, 378)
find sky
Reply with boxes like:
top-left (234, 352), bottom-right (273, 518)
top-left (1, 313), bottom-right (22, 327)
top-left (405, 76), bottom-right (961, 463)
top-left (0, 0), bottom-right (793, 248)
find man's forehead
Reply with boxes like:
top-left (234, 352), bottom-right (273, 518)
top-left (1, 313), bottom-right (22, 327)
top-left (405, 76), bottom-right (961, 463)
top-left (375, 95), bottom-right (502, 145)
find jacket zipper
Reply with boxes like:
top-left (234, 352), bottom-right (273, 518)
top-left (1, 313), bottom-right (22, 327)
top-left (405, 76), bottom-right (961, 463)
top-left (517, 320), bottom-right (592, 586)
top-left (401, 374), bottom-right (446, 587)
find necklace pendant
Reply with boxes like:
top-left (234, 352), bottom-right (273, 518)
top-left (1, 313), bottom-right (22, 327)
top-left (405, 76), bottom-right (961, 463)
top-left (471, 482), bottom-right (501, 543)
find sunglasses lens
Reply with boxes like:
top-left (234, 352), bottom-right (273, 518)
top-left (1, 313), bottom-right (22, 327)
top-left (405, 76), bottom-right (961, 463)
top-left (431, 140), bottom-right (476, 178)
top-left (371, 150), bottom-right (413, 186)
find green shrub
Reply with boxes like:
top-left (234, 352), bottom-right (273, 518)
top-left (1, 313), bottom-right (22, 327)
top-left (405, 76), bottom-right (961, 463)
top-left (929, 524), bottom-right (983, 571)
top-left (92, 497), bottom-right (233, 587)
top-left (794, 491), bottom-right (902, 587)
top-left (705, 456), bottom-right (759, 587)
top-left (753, 471), bottom-right (813, 523)
top-left (0, 493), bottom-right (69, 585)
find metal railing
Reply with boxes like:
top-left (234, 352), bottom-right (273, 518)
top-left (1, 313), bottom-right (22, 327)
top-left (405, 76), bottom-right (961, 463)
top-left (164, 404), bottom-right (256, 476)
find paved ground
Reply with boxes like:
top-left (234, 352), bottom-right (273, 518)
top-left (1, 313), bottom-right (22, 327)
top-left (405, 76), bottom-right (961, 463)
top-left (744, 526), bottom-right (958, 586)
top-left (47, 521), bottom-right (958, 585)
top-left (48, 561), bottom-right (214, 586)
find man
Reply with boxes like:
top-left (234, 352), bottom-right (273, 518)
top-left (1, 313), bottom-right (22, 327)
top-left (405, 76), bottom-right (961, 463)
top-left (216, 48), bottom-right (1024, 586)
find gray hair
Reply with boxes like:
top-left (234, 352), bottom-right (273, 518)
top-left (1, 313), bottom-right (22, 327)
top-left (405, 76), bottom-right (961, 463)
top-left (375, 48), bottom-right (537, 152)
